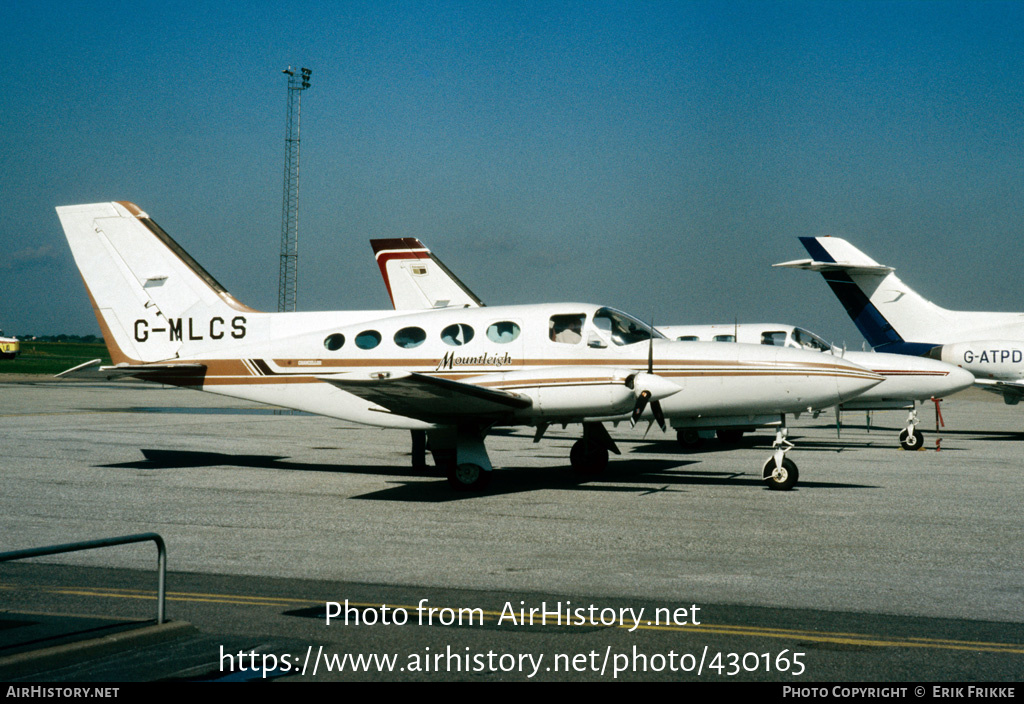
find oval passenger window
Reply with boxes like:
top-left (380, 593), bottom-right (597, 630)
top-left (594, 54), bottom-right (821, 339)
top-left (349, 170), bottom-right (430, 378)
top-left (441, 323), bottom-right (474, 346)
top-left (355, 330), bottom-right (382, 349)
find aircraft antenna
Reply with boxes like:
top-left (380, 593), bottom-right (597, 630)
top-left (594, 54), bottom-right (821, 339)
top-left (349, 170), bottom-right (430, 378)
top-left (278, 66), bottom-right (312, 312)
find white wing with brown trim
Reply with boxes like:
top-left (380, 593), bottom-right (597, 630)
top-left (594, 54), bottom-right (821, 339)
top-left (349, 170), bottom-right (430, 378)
top-left (318, 370), bottom-right (532, 424)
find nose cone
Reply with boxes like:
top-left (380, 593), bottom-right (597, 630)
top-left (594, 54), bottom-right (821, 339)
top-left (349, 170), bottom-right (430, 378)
top-left (841, 350), bottom-right (976, 402)
top-left (941, 366), bottom-right (976, 396)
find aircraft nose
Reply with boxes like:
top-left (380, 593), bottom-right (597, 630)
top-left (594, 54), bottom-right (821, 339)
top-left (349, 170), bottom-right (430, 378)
top-left (940, 366), bottom-right (976, 396)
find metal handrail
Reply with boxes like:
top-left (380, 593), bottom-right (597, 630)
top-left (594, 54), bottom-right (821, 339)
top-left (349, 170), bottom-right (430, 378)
top-left (0, 532), bottom-right (167, 623)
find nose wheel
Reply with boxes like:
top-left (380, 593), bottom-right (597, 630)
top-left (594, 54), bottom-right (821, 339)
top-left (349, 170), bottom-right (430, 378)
top-left (762, 417), bottom-right (798, 490)
top-left (899, 427), bottom-right (925, 451)
top-left (899, 406), bottom-right (925, 450)
top-left (762, 456), bottom-right (798, 491)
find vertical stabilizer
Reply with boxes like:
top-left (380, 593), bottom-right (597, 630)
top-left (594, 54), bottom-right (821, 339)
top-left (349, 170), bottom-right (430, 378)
top-left (776, 237), bottom-right (950, 353)
top-left (371, 238), bottom-right (484, 310)
top-left (57, 202), bottom-right (257, 364)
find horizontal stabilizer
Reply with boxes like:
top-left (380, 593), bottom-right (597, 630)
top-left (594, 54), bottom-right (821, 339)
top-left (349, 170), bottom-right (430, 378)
top-left (57, 360), bottom-right (206, 380)
top-left (773, 258), bottom-right (893, 274)
top-left (55, 359), bottom-right (105, 378)
top-left (318, 371), bottom-right (531, 423)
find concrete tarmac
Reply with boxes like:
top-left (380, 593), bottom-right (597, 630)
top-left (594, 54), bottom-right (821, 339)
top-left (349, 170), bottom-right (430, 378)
top-left (1, 377), bottom-right (1022, 681)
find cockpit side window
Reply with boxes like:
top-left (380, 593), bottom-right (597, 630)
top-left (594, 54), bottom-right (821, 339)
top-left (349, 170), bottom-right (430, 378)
top-left (761, 331), bottom-right (787, 346)
top-left (792, 328), bottom-right (831, 352)
top-left (592, 308), bottom-right (663, 346)
top-left (549, 314), bottom-right (584, 344)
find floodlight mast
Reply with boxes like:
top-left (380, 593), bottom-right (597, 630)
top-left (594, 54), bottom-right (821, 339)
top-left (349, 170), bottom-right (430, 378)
top-left (278, 66), bottom-right (312, 312)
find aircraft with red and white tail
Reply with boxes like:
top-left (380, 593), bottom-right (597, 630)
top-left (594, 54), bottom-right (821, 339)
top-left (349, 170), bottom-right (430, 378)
top-left (372, 237), bottom-right (971, 453)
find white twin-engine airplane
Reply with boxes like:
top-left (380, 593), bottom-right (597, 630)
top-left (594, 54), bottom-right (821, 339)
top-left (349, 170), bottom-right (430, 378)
top-left (776, 236), bottom-right (1024, 406)
top-left (372, 238), bottom-right (971, 454)
top-left (657, 323), bottom-right (973, 450)
top-left (56, 202), bottom-right (882, 492)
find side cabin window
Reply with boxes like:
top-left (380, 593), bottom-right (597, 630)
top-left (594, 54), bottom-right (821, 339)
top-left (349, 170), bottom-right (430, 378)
top-left (549, 314), bottom-right (584, 344)
top-left (712, 334), bottom-right (735, 343)
top-left (760, 331), bottom-right (787, 346)
top-left (355, 330), bottom-right (382, 350)
top-left (324, 333), bottom-right (345, 351)
top-left (486, 321), bottom-right (520, 343)
top-left (441, 323), bottom-right (474, 346)
top-left (676, 335), bottom-right (699, 342)
top-left (394, 326), bottom-right (426, 349)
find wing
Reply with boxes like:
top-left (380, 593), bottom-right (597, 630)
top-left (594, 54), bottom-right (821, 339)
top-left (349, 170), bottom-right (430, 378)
top-left (974, 379), bottom-right (1024, 406)
top-left (319, 371), bottom-right (531, 424)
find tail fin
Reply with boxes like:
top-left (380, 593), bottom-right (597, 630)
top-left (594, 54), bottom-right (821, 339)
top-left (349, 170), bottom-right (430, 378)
top-left (371, 238), bottom-right (484, 310)
top-left (774, 236), bottom-right (947, 353)
top-left (57, 202), bottom-right (257, 364)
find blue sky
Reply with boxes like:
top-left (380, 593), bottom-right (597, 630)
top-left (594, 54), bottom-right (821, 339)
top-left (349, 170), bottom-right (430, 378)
top-left (3, 0), bottom-right (1024, 346)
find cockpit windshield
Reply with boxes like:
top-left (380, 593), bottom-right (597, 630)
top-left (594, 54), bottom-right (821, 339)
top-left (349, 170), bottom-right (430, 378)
top-left (592, 308), bottom-right (665, 346)
top-left (791, 327), bottom-right (833, 353)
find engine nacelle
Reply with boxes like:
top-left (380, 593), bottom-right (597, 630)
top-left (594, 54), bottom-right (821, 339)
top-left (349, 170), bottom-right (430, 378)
top-left (471, 366), bottom-right (641, 418)
top-left (929, 340), bottom-right (1024, 380)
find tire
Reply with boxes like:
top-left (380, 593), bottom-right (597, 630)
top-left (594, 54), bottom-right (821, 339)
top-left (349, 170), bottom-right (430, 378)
top-left (570, 439), bottom-right (609, 475)
top-left (676, 429), bottom-right (703, 450)
top-left (716, 428), bottom-right (745, 444)
top-left (899, 428), bottom-right (925, 451)
top-left (762, 456), bottom-right (798, 491)
top-left (446, 463), bottom-right (491, 491)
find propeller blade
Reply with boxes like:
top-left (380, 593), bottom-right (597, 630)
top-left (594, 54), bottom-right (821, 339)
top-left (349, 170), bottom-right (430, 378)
top-left (631, 390), bottom-right (652, 427)
top-left (652, 399), bottom-right (666, 432)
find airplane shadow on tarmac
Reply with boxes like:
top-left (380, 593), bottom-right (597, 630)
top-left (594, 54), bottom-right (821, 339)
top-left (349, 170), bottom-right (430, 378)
top-left (98, 448), bottom-right (876, 502)
top-left (623, 433), bottom-right (925, 455)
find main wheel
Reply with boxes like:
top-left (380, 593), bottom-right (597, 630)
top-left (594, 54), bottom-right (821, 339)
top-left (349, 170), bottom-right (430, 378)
top-left (446, 463), bottom-right (491, 491)
top-left (716, 428), bottom-right (745, 444)
top-left (899, 428), bottom-right (925, 451)
top-left (762, 456), bottom-right (798, 491)
top-left (570, 439), bottom-right (609, 475)
top-left (676, 429), bottom-right (704, 450)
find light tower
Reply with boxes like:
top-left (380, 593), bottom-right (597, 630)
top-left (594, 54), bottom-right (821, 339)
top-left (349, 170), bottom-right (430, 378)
top-left (278, 66), bottom-right (312, 312)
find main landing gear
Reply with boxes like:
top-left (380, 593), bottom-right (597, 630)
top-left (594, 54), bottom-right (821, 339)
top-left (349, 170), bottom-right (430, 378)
top-left (446, 461), bottom-right (492, 491)
top-left (428, 427), bottom-right (494, 491)
top-left (569, 422), bottom-right (620, 475)
top-left (675, 428), bottom-right (704, 449)
top-left (761, 417), bottom-right (799, 491)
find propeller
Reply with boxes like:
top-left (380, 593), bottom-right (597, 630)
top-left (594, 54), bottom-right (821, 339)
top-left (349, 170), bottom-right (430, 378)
top-left (628, 320), bottom-right (672, 431)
